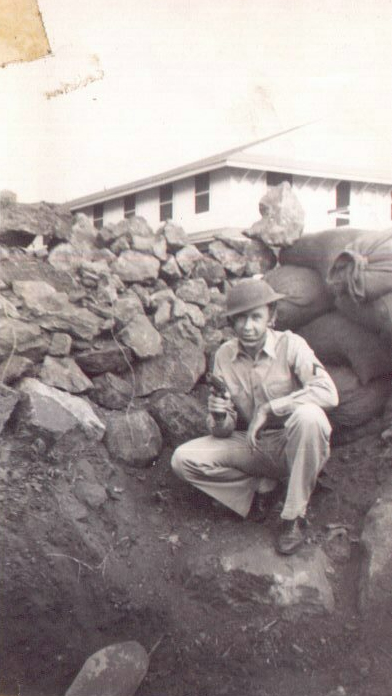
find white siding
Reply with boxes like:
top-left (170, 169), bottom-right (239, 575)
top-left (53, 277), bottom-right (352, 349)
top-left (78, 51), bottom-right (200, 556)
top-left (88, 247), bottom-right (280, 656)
top-left (104, 198), bottom-right (123, 223)
top-left (73, 169), bottom-right (392, 235)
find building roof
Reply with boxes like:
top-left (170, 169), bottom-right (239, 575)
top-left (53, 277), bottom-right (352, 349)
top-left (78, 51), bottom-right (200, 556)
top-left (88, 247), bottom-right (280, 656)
top-left (68, 119), bottom-right (392, 210)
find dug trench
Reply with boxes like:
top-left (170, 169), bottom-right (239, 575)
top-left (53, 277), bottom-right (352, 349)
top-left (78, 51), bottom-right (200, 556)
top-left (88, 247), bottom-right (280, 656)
top-left (1, 427), bottom-right (391, 696)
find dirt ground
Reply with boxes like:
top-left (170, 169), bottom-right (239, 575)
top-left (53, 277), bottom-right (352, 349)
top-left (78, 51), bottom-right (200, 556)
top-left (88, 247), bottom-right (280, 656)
top-left (1, 419), bottom-right (392, 696)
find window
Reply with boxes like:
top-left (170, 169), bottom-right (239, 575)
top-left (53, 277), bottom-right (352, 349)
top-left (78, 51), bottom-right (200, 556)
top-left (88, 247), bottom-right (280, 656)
top-left (159, 184), bottom-right (173, 221)
top-left (336, 181), bottom-right (350, 227)
top-left (195, 172), bottom-right (210, 213)
top-left (124, 194), bottom-right (136, 219)
top-left (266, 171), bottom-right (293, 187)
top-left (93, 203), bottom-right (104, 229)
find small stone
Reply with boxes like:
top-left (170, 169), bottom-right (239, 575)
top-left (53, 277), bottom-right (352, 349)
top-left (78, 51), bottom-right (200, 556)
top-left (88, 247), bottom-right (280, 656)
top-left (175, 245), bottom-right (203, 275)
top-left (74, 480), bottom-right (107, 509)
top-left (161, 255), bottom-right (182, 281)
top-left (104, 410), bottom-right (162, 468)
top-left (208, 240), bottom-right (246, 276)
top-left (176, 278), bottom-right (210, 306)
top-left (48, 332), bottom-right (72, 357)
top-left (160, 221), bottom-right (187, 250)
top-left (182, 302), bottom-right (206, 328)
top-left (118, 315), bottom-right (163, 359)
top-left (39, 356), bottom-right (93, 394)
top-left (111, 294), bottom-right (144, 328)
top-left (65, 641), bottom-right (149, 696)
top-left (110, 236), bottom-right (130, 255)
top-left (112, 250), bottom-right (160, 283)
top-left (192, 257), bottom-right (226, 286)
top-left (154, 301), bottom-right (172, 328)
top-left (150, 288), bottom-right (176, 310)
top-left (0, 384), bottom-right (20, 434)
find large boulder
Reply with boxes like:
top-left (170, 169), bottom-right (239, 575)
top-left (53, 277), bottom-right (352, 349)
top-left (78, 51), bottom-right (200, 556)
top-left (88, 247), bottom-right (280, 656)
top-left (0, 200), bottom-right (72, 243)
top-left (181, 528), bottom-right (334, 615)
top-left (48, 242), bottom-right (88, 271)
top-left (0, 355), bottom-right (34, 384)
top-left (0, 384), bottom-right (21, 434)
top-left (12, 280), bottom-right (103, 340)
top-left (160, 221), bottom-right (187, 250)
top-left (116, 215), bottom-right (153, 239)
top-left (117, 315), bottom-right (163, 359)
top-left (208, 240), bottom-right (246, 276)
top-left (191, 256), bottom-right (226, 286)
top-left (247, 181), bottom-right (304, 247)
top-left (216, 235), bottom-right (277, 275)
top-left (69, 214), bottom-right (97, 251)
top-left (359, 474), bottom-right (392, 615)
top-left (111, 250), bottom-right (160, 283)
top-left (129, 320), bottom-right (206, 396)
top-left (74, 340), bottom-right (134, 376)
top-left (175, 245), bottom-right (203, 275)
top-left (131, 232), bottom-right (167, 261)
top-left (111, 293), bottom-right (144, 329)
top-left (149, 392), bottom-right (208, 445)
top-left (90, 373), bottom-right (135, 410)
top-left (12, 280), bottom-right (69, 312)
top-left (17, 378), bottom-right (105, 442)
top-left (39, 356), bottom-right (93, 394)
top-left (65, 641), bottom-right (149, 696)
top-left (104, 410), bottom-right (162, 467)
top-left (48, 332), bottom-right (72, 356)
top-left (0, 318), bottom-right (49, 362)
top-left (176, 278), bottom-right (210, 306)
top-left (160, 255), bottom-right (182, 282)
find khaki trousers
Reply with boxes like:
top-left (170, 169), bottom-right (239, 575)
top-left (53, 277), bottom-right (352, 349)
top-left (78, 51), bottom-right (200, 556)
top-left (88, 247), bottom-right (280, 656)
top-left (171, 404), bottom-right (331, 520)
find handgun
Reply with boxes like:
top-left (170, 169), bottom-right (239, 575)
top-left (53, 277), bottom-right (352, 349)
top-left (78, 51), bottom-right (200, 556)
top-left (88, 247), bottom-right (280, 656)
top-left (206, 372), bottom-right (229, 420)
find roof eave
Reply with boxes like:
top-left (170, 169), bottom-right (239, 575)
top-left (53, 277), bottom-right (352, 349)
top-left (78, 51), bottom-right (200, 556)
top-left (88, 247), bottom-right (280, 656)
top-left (68, 159), bottom-right (228, 210)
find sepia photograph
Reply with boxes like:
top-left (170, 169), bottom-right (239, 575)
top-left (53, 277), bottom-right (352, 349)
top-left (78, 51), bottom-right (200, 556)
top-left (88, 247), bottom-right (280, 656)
top-left (0, 1), bottom-right (391, 695)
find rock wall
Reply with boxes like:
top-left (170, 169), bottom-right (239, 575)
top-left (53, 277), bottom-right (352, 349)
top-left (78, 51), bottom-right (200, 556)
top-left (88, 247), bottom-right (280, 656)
top-left (0, 204), bottom-right (277, 466)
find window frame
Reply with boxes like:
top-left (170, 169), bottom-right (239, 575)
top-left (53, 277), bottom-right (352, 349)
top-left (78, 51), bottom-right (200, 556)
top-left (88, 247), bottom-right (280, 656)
top-left (195, 172), bottom-right (210, 214)
top-left (93, 203), bottom-right (104, 229)
top-left (159, 183), bottom-right (173, 221)
top-left (124, 194), bottom-right (136, 219)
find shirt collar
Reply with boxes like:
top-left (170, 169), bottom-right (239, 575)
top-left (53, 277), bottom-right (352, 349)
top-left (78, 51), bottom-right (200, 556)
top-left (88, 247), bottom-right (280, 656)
top-left (232, 329), bottom-right (277, 361)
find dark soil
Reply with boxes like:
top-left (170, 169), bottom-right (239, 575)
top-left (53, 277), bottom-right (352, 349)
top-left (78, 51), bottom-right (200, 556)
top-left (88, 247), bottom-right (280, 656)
top-left (1, 422), bottom-right (392, 696)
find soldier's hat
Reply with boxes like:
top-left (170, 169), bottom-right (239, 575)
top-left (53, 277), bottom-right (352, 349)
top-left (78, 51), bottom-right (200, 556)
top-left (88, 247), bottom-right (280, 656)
top-left (223, 278), bottom-right (285, 317)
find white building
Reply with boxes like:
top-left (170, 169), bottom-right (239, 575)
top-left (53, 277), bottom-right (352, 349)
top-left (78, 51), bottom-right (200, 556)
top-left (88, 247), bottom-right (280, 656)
top-left (68, 121), bottom-right (392, 238)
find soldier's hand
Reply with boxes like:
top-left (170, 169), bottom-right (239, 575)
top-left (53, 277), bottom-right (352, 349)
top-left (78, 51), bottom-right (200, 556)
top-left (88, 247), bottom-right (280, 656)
top-left (247, 406), bottom-right (269, 449)
top-left (208, 393), bottom-right (233, 416)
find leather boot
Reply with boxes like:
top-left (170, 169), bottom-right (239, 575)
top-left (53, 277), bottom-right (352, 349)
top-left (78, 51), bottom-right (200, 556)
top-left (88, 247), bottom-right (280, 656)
top-left (276, 518), bottom-right (305, 554)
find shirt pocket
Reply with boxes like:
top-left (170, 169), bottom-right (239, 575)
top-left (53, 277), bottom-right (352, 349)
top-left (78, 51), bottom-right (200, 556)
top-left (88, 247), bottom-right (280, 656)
top-left (264, 378), bottom-right (293, 401)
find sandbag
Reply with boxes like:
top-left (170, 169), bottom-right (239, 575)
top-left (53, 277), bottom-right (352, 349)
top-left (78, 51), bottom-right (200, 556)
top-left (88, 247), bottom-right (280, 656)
top-left (279, 228), bottom-right (367, 289)
top-left (297, 312), bottom-right (392, 385)
top-left (264, 265), bottom-right (333, 330)
top-left (246, 182), bottom-right (304, 247)
top-left (327, 228), bottom-right (392, 302)
top-left (335, 292), bottom-right (392, 343)
top-left (326, 365), bottom-right (391, 429)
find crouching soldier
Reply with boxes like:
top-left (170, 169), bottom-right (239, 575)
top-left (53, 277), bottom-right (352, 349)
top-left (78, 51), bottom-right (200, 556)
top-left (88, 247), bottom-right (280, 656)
top-left (171, 278), bottom-right (338, 554)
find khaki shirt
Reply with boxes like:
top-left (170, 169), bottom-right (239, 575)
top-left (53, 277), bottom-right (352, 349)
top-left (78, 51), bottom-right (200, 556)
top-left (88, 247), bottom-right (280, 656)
top-left (208, 329), bottom-right (339, 437)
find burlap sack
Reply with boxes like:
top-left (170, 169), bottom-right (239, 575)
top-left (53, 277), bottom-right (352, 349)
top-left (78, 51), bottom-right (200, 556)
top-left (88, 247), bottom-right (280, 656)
top-left (246, 182), bottom-right (304, 247)
top-left (335, 292), bottom-right (392, 343)
top-left (298, 312), bottom-right (392, 385)
top-left (326, 365), bottom-right (391, 429)
top-left (264, 265), bottom-right (332, 330)
top-left (279, 228), bottom-right (365, 289)
top-left (327, 228), bottom-right (392, 302)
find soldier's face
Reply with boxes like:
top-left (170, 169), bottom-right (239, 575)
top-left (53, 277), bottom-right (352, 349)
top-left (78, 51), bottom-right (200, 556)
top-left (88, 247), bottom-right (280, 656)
top-left (233, 304), bottom-right (270, 348)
